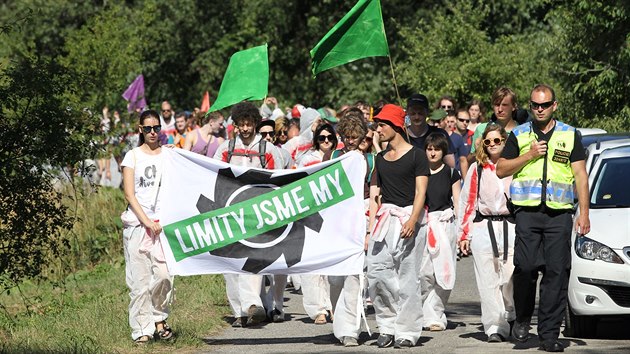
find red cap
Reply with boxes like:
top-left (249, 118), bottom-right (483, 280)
top-left (291, 104), bottom-right (304, 118)
top-left (374, 104), bottom-right (406, 130)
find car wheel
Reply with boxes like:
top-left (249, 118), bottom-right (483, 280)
top-left (564, 302), bottom-right (598, 338)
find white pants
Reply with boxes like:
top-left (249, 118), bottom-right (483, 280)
top-left (300, 274), bottom-right (332, 319)
top-left (330, 274), bottom-right (363, 340)
top-left (288, 275), bottom-right (302, 291)
top-left (123, 226), bottom-right (173, 340)
top-left (262, 275), bottom-right (287, 315)
top-left (367, 220), bottom-right (426, 344)
top-left (470, 221), bottom-right (516, 338)
top-left (224, 273), bottom-right (264, 317)
top-left (420, 217), bottom-right (457, 329)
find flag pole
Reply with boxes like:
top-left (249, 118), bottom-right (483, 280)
top-left (388, 55), bottom-right (402, 107)
top-left (387, 55), bottom-right (409, 140)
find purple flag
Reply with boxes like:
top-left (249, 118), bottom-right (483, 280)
top-left (122, 74), bottom-right (147, 113)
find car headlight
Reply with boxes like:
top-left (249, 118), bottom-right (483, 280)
top-left (575, 235), bottom-right (624, 264)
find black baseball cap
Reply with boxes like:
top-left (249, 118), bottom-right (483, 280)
top-left (256, 119), bottom-right (275, 132)
top-left (407, 93), bottom-right (430, 111)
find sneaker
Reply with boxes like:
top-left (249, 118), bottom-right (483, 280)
top-left (246, 305), bottom-right (266, 326)
top-left (376, 334), bottom-right (394, 348)
top-left (342, 336), bottom-right (359, 347)
top-left (487, 333), bottom-right (504, 343)
top-left (269, 308), bottom-right (285, 323)
top-left (394, 338), bottom-right (414, 348)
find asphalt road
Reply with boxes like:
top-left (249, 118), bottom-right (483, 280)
top-left (200, 256), bottom-right (630, 353)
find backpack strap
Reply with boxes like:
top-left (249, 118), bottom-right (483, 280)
top-left (476, 163), bottom-right (483, 196)
top-left (365, 152), bottom-right (375, 184)
top-left (227, 138), bottom-right (236, 163)
top-left (259, 140), bottom-right (267, 169)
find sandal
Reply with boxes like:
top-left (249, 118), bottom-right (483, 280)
top-left (134, 335), bottom-right (152, 345)
top-left (314, 313), bottom-right (327, 325)
top-left (156, 321), bottom-right (173, 340)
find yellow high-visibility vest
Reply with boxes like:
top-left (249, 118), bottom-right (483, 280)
top-left (509, 121), bottom-right (576, 210)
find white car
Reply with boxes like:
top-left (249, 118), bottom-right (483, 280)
top-left (565, 145), bottom-right (630, 337)
top-left (577, 127), bottom-right (607, 137)
top-left (585, 138), bottom-right (630, 173)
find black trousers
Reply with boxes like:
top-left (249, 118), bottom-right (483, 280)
top-left (513, 208), bottom-right (573, 341)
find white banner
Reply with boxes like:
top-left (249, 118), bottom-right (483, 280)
top-left (158, 148), bottom-right (366, 276)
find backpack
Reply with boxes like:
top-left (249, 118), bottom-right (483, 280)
top-left (331, 149), bottom-right (375, 183)
top-left (227, 138), bottom-right (268, 168)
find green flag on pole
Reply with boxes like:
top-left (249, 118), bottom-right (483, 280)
top-left (310, 0), bottom-right (389, 77)
top-left (209, 44), bottom-right (269, 112)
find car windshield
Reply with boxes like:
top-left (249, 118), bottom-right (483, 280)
top-left (591, 156), bottom-right (630, 208)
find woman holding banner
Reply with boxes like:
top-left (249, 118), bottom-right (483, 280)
top-left (120, 109), bottom-right (174, 344)
top-left (297, 123), bottom-right (338, 325)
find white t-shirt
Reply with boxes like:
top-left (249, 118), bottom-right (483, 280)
top-left (121, 147), bottom-right (163, 219)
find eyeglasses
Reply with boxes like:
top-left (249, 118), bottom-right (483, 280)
top-left (441, 105), bottom-right (453, 110)
top-left (161, 109), bottom-right (171, 113)
top-left (483, 138), bottom-right (505, 146)
top-left (260, 131), bottom-right (275, 138)
top-left (141, 125), bottom-right (161, 134)
top-left (457, 118), bottom-right (470, 123)
top-left (317, 134), bottom-right (335, 143)
top-left (530, 100), bottom-right (554, 110)
top-left (278, 130), bottom-right (288, 136)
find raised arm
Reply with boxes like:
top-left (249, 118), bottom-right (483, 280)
top-left (496, 139), bottom-right (547, 178)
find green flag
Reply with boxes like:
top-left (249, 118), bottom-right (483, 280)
top-left (209, 44), bottom-right (269, 112)
top-left (310, 0), bottom-right (389, 77)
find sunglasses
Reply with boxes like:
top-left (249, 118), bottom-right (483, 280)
top-left (141, 125), bottom-right (161, 134)
top-left (161, 109), bottom-right (171, 113)
top-left (483, 138), bottom-right (505, 146)
top-left (260, 131), bottom-right (275, 138)
top-left (457, 118), bottom-right (470, 123)
top-left (278, 130), bottom-right (288, 136)
top-left (317, 134), bottom-right (335, 143)
top-left (363, 136), bottom-right (373, 143)
top-left (441, 105), bottom-right (453, 110)
top-left (530, 100), bottom-right (554, 110)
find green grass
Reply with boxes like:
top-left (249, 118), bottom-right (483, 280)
top-left (0, 260), bottom-right (230, 353)
top-left (0, 186), bottom-right (231, 353)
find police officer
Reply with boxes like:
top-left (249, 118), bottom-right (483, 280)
top-left (496, 84), bottom-right (590, 353)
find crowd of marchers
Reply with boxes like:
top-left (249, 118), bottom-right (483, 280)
top-left (115, 84), bottom-right (589, 353)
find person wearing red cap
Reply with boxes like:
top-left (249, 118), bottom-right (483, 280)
top-left (367, 104), bottom-right (430, 348)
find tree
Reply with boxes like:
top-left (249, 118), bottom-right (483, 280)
top-left (0, 56), bottom-right (98, 290)
top-left (396, 0), bottom-right (556, 109)
top-left (548, 1), bottom-right (630, 131)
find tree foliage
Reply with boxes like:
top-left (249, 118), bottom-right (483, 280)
top-left (0, 55), bottom-right (99, 289)
top-left (548, 0), bottom-right (630, 130)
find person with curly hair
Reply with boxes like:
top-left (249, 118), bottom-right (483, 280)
top-left (213, 102), bottom-right (285, 327)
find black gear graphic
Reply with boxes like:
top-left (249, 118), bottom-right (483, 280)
top-left (196, 167), bottom-right (323, 273)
